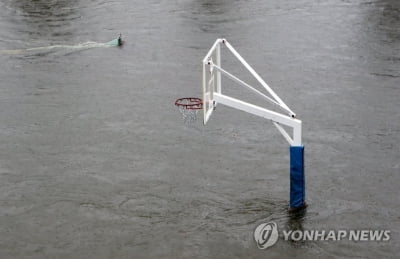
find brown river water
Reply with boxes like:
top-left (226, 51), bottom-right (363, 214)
top-left (0, 0), bottom-right (399, 258)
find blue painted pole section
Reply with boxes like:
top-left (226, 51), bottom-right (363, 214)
top-left (290, 145), bottom-right (305, 208)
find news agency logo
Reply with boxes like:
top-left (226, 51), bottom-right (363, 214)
top-left (254, 222), bottom-right (279, 249)
top-left (254, 221), bottom-right (391, 249)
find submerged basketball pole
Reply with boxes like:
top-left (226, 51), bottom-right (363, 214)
top-left (202, 39), bottom-right (305, 210)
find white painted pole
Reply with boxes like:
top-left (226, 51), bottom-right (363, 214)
top-left (216, 43), bottom-right (222, 95)
top-left (202, 61), bottom-right (207, 124)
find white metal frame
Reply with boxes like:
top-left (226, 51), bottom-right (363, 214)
top-left (202, 39), bottom-right (302, 146)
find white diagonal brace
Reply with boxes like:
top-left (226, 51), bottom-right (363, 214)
top-left (210, 62), bottom-right (294, 116)
top-left (222, 39), bottom-right (295, 117)
top-left (273, 122), bottom-right (294, 146)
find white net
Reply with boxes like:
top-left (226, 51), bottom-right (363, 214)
top-left (175, 98), bottom-right (203, 126)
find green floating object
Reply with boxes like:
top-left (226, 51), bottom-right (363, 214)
top-left (106, 35), bottom-right (123, 46)
top-left (106, 38), bottom-right (119, 46)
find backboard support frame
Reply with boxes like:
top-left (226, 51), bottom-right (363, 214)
top-left (202, 39), bottom-right (301, 146)
top-left (201, 39), bottom-right (305, 209)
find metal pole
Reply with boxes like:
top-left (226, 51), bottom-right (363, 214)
top-left (203, 39), bottom-right (306, 210)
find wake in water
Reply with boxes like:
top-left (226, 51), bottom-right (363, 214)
top-left (0, 36), bottom-right (122, 55)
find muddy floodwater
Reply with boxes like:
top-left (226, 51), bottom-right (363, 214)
top-left (0, 0), bottom-right (399, 258)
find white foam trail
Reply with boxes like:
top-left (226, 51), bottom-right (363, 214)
top-left (0, 41), bottom-right (114, 55)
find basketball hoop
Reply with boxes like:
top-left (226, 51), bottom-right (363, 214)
top-left (175, 97), bottom-right (203, 125)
